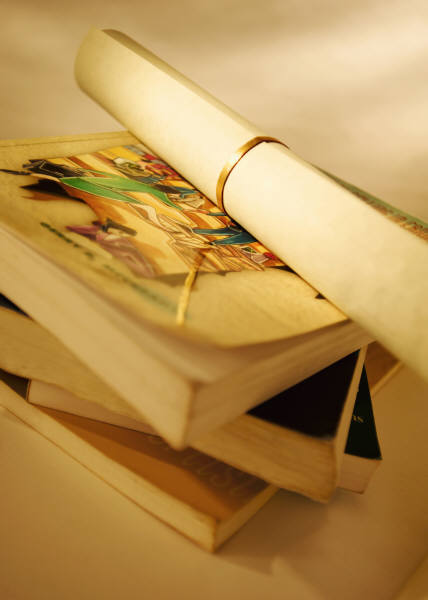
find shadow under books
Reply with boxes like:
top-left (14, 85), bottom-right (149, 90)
top-left (219, 486), bottom-right (363, 577)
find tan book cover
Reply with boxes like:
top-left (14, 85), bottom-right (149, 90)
top-left (0, 370), bottom-right (276, 552)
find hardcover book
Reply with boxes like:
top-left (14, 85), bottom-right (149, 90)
top-left (340, 370), bottom-right (382, 493)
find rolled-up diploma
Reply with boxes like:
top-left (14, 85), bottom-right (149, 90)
top-left (75, 28), bottom-right (428, 381)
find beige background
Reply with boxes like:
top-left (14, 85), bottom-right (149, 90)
top-left (1, 2), bottom-right (428, 598)
top-left (1, 1), bottom-right (428, 218)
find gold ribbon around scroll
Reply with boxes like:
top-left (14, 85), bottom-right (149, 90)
top-left (216, 136), bottom-right (289, 213)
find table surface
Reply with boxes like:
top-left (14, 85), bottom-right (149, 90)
top-left (1, 2), bottom-right (427, 598)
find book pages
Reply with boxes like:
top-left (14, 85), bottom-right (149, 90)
top-left (75, 29), bottom-right (428, 381)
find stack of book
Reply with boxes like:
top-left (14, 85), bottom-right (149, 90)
top-left (0, 293), bottom-right (388, 551)
top-left (0, 28), bottom-right (418, 552)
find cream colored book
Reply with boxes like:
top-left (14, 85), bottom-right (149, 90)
top-left (28, 379), bottom-right (154, 434)
top-left (0, 370), bottom-right (276, 552)
top-left (0, 132), bottom-right (370, 449)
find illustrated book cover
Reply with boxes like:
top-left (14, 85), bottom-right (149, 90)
top-left (0, 133), bottom-right (369, 447)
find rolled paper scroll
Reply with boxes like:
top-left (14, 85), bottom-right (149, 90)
top-left (76, 29), bottom-right (428, 381)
